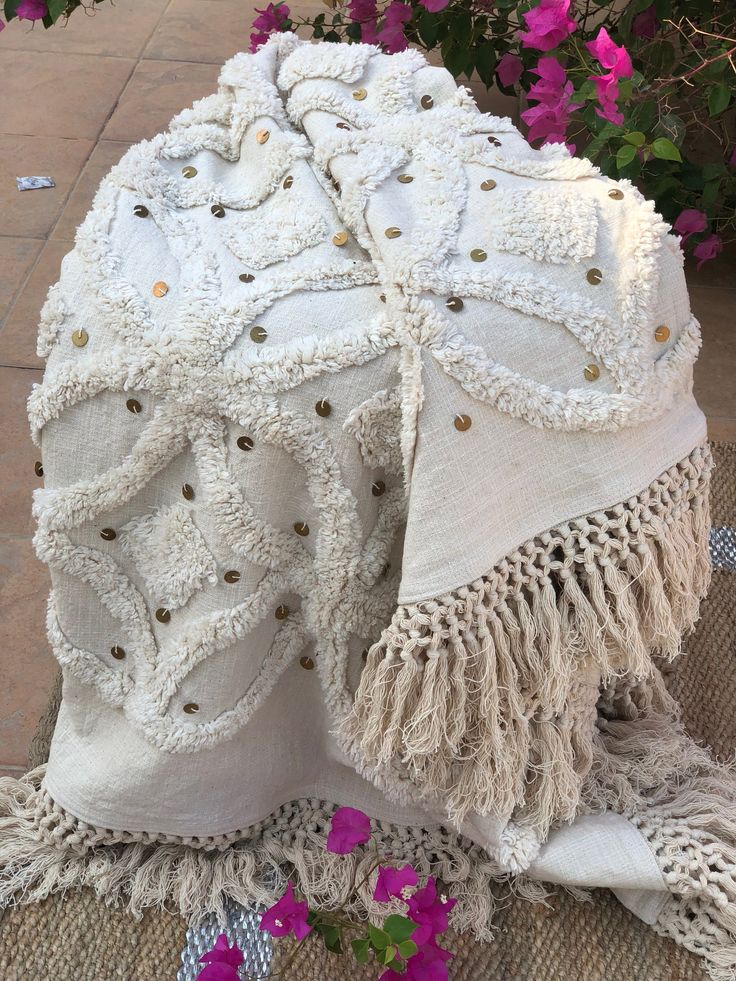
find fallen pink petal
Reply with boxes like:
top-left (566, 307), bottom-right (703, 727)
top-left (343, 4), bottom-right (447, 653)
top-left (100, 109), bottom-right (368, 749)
top-left (326, 806), bottom-right (371, 853)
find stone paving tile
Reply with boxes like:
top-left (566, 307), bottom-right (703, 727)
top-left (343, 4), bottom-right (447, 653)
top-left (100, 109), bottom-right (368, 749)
top-left (1, 0), bottom-right (169, 58)
top-left (0, 239), bottom-right (73, 370)
top-left (0, 535), bottom-right (54, 768)
top-left (0, 134), bottom-right (93, 240)
top-left (2, 50), bottom-right (135, 140)
top-left (0, 367), bottom-right (44, 538)
top-left (0, 238), bottom-right (43, 325)
top-left (101, 59), bottom-right (221, 142)
top-left (52, 140), bottom-right (133, 241)
top-left (144, 0), bottom-right (254, 64)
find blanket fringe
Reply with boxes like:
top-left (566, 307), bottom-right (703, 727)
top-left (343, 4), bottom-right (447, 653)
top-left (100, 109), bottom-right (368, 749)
top-left (340, 445), bottom-right (713, 834)
top-left (0, 767), bottom-right (543, 937)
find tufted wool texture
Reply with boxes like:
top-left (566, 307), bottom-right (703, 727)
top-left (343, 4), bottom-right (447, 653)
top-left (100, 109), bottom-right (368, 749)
top-left (1, 35), bottom-right (735, 980)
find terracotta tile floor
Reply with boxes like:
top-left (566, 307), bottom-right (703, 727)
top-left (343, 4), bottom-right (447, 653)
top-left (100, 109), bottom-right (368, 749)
top-left (0, 4), bottom-right (734, 773)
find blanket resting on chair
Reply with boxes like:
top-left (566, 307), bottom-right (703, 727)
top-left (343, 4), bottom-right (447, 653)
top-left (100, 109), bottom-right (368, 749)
top-left (2, 34), bottom-right (734, 980)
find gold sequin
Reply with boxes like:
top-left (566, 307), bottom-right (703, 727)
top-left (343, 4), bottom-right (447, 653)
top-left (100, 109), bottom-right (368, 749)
top-left (100, 528), bottom-right (117, 541)
top-left (275, 604), bottom-right (289, 620)
top-left (239, 272), bottom-right (255, 283)
top-left (34, 461), bottom-right (44, 477)
top-left (584, 363), bottom-right (600, 381)
top-left (237, 435), bottom-right (254, 451)
top-left (470, 249), bottom-right (487, 262)
top-left (336, 122), bottom-right (351, 130)
top-left (256, 129), bottom-right (270, 144)
top-left (300, 656), bottom-right (315, 670)
top-left (352, 88), bottom-right (367, 101)
top-left (397, 174), bottom-right (413, 184)
top-left (608, 188), bottom-right (624, 200)
top-left (294, 521), bottom-right (309, 537)
top-left (333, 231), bottom-right (348, 247)
top-left (654, 325), bottom-right (671, 343)
top-left (224, 570), bottom-right (241, 584)
top-left (480, 179), bottom-right (497, 191)
top-left (315, 399), bottom-right (332, 418)
top-left (385, 227), bottom-right (401, 239)
top-left (71, 328), bottom-right (88, 347)
top-left (454, 414), bottom-right (472, 432)
top-left (250, 325), bottom-right (268, 343)
top-left (446, 297), bottom-right (463, 312)
top-left (133, 204), bottom-right (149, 218)
top-left (586, 268), bottom-right (603, 285)
top-left (152, 281), bottom-right (169, 297)
top-left (111, 645), bottom-right (126, 660)
top-left (487, 136), bottom-right (502, 147)
top-left (156, 608), bottom-right (171, 624)
top-left (126, 398), bottom-right (142, 414)
top-left (371, 480), bottom-right (386, 497)
top-left (283, 175), bottom-right (294, 189)
top-left (183, 702), bottom-right (199, 714)
top-left (211, 204), bottom-right (226, 218)
top-left (182, 483), bottom-right (195, 501)
top-left (420, 94), bottom-right (434, 109)
top-left (182, 166), bottom-right (197, 179)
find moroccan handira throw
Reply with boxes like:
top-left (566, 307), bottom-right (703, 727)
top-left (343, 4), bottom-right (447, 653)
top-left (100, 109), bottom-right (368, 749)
top-left (2, 34), bottom-right (735, 979)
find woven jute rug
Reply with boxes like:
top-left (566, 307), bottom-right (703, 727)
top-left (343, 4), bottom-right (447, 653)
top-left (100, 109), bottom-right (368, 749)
top-left (1, 442), bottom-right (733, 981)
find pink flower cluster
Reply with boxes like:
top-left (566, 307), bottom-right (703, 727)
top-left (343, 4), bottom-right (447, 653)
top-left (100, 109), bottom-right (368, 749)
top-left (586, 27), bottom-right (632, 126)
top-left (519, 0), bottom-right (576, 52)
top-left (249, 2), bottom-right (290, 52)
top-left (247, 807), bottom-right (455, 980)
top-left (674, 209), bottom-right (723, 270)
top-left (520, 57), bottom-right (581, 150)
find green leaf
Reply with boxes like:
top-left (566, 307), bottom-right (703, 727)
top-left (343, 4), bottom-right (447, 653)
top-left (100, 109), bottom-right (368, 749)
top-left (311, 24), bottom-right (324, 37)
top-left (4, 0), bottom-right (20, 19)
top-left (384, 915), bottom-right (417, 944)
top-left (323, 29), bottom-right (340, 42)
top-left (656, 112), bottom-right (686, 147)
top-left (380, 944), bottom-right (399, 966)
top-left (708, 84), bottom-right (731, 117)
top-left (47, 0), bottom-right (68, 22)
top-left (474, 41), bottom-right (496, 88)
top-left (369, 925), bottom-right (391, 950)
top-left (318, 924), bottom-right (342, 954)
top-left (623, 131), bottom-right (646, 147)
top-left (417, 10), bottom-right (439, 47)
top-left (351, 938), bottom-right (371, 964)
top-left (398, 940), bottom-right (418, 959)
top-left (651, 137), bottom-right (682, 162)
top-left (345, 21), bottom-right (361, 39)
top-left (616, 144), bottom-right (637, 170)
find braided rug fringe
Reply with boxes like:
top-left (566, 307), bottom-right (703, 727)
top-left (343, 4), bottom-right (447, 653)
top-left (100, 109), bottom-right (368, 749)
top-left (342, 444), bottom-right (713, 834)
top-left (0, 771), bottom-right (544, 942)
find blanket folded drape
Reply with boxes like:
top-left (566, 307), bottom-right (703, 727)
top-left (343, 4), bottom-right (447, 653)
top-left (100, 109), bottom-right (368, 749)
top-left (2, 34), bottom-right (734, 979)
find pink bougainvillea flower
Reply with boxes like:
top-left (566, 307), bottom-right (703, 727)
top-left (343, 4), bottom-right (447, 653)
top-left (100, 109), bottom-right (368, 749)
top-left (259, 881), bottom-right (312, 941)
top-left (673, 208), bottom-right (708, 244)
top-left (419, 0), bottom-right (450, 11)
top-left (249, 2), bottom-right (290, 51)
top-left (518, 0), bottom-right (576, 52)
top-left (496, 52), bottom-right (524, 88)
top-left (407, 877), bottom-right (456, 946)
top-left (520, 57), bottom-right (581, 149)
top-left (377, 0), bottom-right (412, 53)
top-left (374, 863), bottom-right (419, 902)
top-left (693, 233), bottom-right (723, 270)
top-left (326, 806), bottom-right (371, 853)
top-left (17, 0), bottom-right (48, 20)
top-left (196, 934), bottom-right (244, 981)
top-left (347, 0), bottom-right (380, 44)
top-left (586, 28), bottom-right (632, 126)
top-left (632, 5), bottom-right (659, 39)
top-left (379, 937), bottom-right (453, 981)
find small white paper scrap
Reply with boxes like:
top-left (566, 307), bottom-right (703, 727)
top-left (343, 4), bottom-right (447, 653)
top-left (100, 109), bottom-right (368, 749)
top-left (16, 176), bottom-right (56, 191)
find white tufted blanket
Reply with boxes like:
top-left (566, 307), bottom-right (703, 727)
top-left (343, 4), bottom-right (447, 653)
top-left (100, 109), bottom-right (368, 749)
top-left (1, 35), bottom-right (734, 979)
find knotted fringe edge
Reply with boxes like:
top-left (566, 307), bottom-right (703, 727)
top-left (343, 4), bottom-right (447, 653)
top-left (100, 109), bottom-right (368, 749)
top-left (584, 673), bottom-right (736, 981)
top-left (0, 767), bottom-right (545, 937)
top-left (340, 444), bottom-right (713, 834)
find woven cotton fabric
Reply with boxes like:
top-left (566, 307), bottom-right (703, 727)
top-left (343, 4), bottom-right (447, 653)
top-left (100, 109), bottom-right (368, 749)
top-left (1, 35), bottom-right (735, 981)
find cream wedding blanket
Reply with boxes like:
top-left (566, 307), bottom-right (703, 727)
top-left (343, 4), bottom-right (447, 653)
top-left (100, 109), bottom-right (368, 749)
top-left (2, 35), bottom-right (734, 979)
